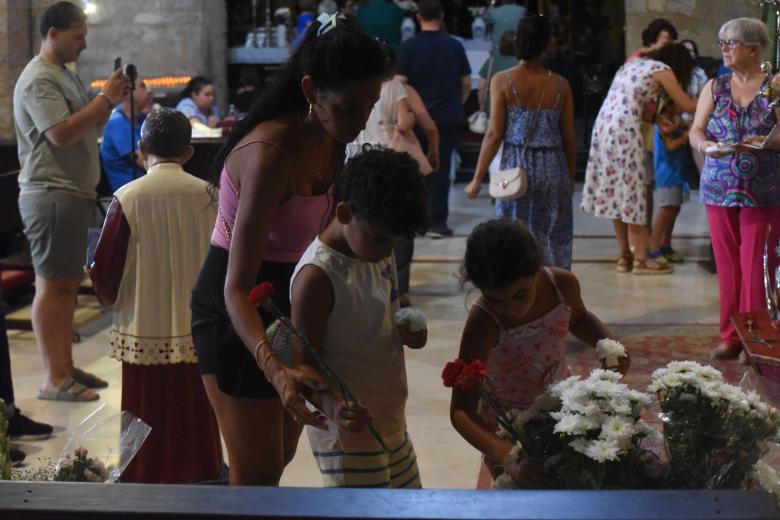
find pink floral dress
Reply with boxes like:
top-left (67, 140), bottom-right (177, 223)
top-left (580, 58), bottom-right (670, 225)
top-left (473, 268), bottom-right (572, 431)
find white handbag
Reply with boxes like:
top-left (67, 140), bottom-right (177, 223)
top-left (489, 73), bottom-right (549, 201)
top-left (490, 167), bottom-right (529, 200)
top-left (468, 110), bottom-right (488, 134)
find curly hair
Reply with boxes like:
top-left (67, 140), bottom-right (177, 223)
top-left (459, 219), bottom-right (544, 290)
top-left (335, 146), bottom-right (429, 237)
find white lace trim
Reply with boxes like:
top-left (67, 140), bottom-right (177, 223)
top-left (108, 330), bottom-right (198, 365)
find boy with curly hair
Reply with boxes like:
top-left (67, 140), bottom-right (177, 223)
top-left (290, 146), bottom-right (429, 488)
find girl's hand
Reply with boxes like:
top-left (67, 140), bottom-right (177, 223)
top-left (427, 150), bottom-right (440, 172)
top-left (398, 325), bottom-right (427, 349)
top-left (601, 352), bottom-right (631, 375)
top-left (269, 363), bottom-right (329, 429)
top-left (504, 455), bottom-right (549, 488)
top-left (464, 179), bottom-right (482, 199)
top-left (333, 400), bottom-right (373, 432)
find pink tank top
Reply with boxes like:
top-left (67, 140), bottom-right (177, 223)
top-left (211, 139), bottom-right (332, 263)
top-left (472, 268), bottom-right (572, 431)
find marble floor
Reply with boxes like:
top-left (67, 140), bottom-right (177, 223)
top-left (5, 185), bottom-right (720, 488)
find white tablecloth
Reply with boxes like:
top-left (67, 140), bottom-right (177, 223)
top-left (229, 47), bottom-right (289, 65)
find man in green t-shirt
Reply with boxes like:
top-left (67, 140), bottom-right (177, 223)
top-left (486, 0), bottom-right (525, 54)
top-left (13, 1), bottom-right (128, 402)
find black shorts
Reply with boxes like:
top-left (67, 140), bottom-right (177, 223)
top-left (191, 245), bottom-right (295, 399)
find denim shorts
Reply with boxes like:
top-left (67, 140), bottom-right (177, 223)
top-left (18, 190), bottom-right (95, 279)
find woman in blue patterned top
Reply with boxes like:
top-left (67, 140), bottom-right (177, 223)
top-left (689, 18), bottom-right (780, 361)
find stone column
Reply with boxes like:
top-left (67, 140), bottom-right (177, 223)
top-left (625, 0), bottom-right (762, 59)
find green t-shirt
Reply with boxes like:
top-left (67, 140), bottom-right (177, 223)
top-left (486, 4), bottom-right (525, 54)
top-left (13, 56), bottom-right (100, 198)
top-left (479, 54), bottom-right (517, 117)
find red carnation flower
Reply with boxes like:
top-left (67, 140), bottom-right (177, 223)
top-left (442, 359), bottom-right (466, 388)
top-left (459, 359), bottom-right (487, 390)
top-left (248, 282), bottom-right (275, 307)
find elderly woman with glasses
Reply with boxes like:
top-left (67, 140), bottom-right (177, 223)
top-left (689, 18), bottom-right (780, 361)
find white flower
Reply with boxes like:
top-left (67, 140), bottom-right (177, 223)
top-left (585, 439), bottom-right (621, 463)
top-left (589, 368), bottom-right (623, 383)
top-left (492, 473), bottom-right (515, 489)
top-left (609, 396), bottom-right (633, 415)
top-left (394, 308), bottom-right (427, 332)
top-left (595, 339), bottom-right (627, 367)
top-left (569, 438), bottom-right (590, 454)
top-left (600, 416), bottom-right (636, 440)
top-left (549, 376), bottom-right (581, 398)
top-left (552, 412), bottom-right (599, 435)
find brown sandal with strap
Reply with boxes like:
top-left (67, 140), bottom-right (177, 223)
top-left (632, 258), bottom-right (673, 275)
top-left (616, 255), bottom-right (633, 273)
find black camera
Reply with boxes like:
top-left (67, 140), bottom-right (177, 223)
top-left (113, 57), bottom-right (137, 84)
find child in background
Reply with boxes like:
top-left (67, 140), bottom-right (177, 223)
top-left (290, 147), bottom-right (429, 488)
top-left (450, 219), bottom-right (629, 486)
top-left (649, 98), bottom-right (690, 264)
top-left (89, 108), bottom-right (222, 483)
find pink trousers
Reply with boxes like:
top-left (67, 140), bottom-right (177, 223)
top-left (706, 205), bottom-right (780, 347)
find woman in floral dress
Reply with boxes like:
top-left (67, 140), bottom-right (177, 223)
top-left (581, 43), bottom-right (697, 274)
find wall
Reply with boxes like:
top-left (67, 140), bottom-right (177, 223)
top-left (0, 0), bottom-right (228, 142)
top-left (77, 0), bottom-right (228, 112)
top-left (625, 0), bottom-right (763, 59)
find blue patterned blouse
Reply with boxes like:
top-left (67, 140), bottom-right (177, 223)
top-left (701, 74), bottom-right (780, 207)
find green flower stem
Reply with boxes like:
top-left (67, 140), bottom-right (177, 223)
top-left (262, 300), bottom-right (390, 454)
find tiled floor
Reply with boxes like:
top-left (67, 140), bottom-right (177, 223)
top-left (6, 185), bottom-right (720, 488)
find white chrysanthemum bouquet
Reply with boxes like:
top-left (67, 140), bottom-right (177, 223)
top-left (494, 367), bottom-right (663, 490)
top-left (649, 361), bottom-right (780, 489)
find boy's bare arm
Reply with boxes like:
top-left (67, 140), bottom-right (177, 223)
top-left (290, 264), bottom-right (372, 430)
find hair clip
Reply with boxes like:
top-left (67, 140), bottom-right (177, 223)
top-left (316, 12), bottom-right (340, 37)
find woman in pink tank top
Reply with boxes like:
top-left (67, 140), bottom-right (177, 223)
top-left (449, 220), bottom-right (630, 487)
top-left (190, 15), bottom-right (386, 486)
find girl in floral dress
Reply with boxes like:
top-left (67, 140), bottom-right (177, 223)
top-left (581, 43), bottom-right (697, 274)
top-left (449, 220), bottom-right (629, 486)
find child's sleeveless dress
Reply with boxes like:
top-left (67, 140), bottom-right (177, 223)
top-left (472, 267), bottom-right (572, 431)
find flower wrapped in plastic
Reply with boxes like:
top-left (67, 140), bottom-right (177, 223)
top-left (649, 361), bottom-right (780, 489)
top-left (55, 404), bottom-right (151, 483)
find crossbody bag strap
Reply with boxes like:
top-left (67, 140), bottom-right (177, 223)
top-left (519, 70), bottom-right (551, 158)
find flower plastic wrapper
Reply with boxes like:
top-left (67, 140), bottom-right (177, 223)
top-left (55, 404), bottom-right (151, 483)
top-left (740, 371), bottom-right (780, 497)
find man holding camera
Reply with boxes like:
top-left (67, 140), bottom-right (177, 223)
top-left (13, 1), bottom-right (128, 402)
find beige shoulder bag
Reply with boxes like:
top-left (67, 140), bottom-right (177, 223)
top-left (489, 72), bottom-right (549, 201)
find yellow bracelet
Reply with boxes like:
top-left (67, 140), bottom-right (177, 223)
top-left (253, 338), bottom-right (270, 365)
top-left (259, 349), bottom-right (278, 375)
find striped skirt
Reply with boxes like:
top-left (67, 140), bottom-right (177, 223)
top-left (312, 432), bottom-right (422, 488)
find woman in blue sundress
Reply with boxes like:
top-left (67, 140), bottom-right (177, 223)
top-left (465, 14), bottom-right (576, 270)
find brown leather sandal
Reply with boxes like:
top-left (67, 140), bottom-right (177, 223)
top-left (616, 256), bottom-right (633, 273)
top-left (632, 258), bottom-right (673, 275)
